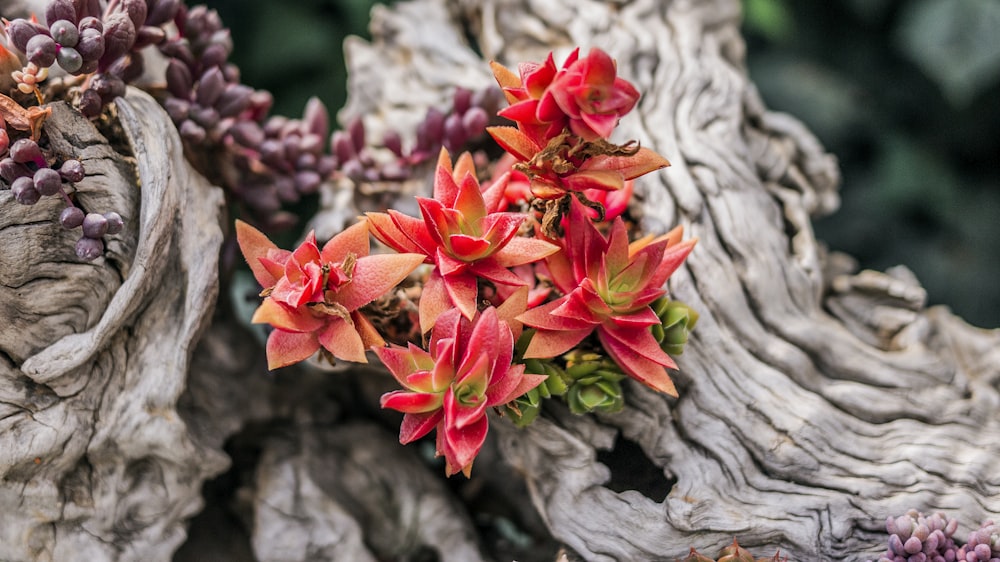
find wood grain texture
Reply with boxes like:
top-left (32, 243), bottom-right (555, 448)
top-left (0, 89), bottom-right (226, 561)
top-left (334, 0), bottom-right (1000, 560)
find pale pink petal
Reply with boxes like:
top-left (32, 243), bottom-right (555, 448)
top-left (265, 329), bottom-right (319, 370)
top-left (335, 252), bottom-right (425, 311)
top-left (317, 317), bottom-right (367, 363)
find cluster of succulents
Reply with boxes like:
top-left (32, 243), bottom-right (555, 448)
top-left (0, 134), bottom-right (122, 259)
top-left (956, 521), bottom-right (1000, 562)
top-left (234, 47), bottom-right (699, 477)
top-left (3, 1), bottom-right (701, 479)
top-left (868, 510), bottom-right (1000, 562)
top-left (2, 0), bottom-right (506, 253)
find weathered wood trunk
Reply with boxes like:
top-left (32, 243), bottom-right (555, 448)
top-left (2, 0), bottom-right (998, 561)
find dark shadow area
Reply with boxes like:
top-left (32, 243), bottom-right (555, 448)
top-left (597, 435), bottom-right (675, 503)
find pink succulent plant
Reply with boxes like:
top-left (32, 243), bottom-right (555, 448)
top-left (377, 306), bottom-right (546, 476)
top-left (518, 198), bottom-right (697, 396)
top-left (492, 47), bottom-right (640, 143)
top-left (236, 220), bottom-right (425, 369)
top-left (366, 148), bottom-right (558, 332)
top-left (489, 152), bottom-right (635, 222)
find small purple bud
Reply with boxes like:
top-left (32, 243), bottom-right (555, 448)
top-left (103, 212), bottom-right (124, 234)
top-left (76, 27), bottom-right (105, 60)
top-left (10, 139), bottom-right (44, 166)
top-left (91, 73), bottom-right (127, 104)
top-left (199, 42), bottom-right (229, 68)
top-left (134, 26), bottom-right (166, 49)
top-left (974, 544), bottom-right (991, 559)
top-left (99, 11), bottom-right (136, 67)
top-left (348, 117), bottom-right (365, 152)
top-left (296, 153), bottom-right (317, 170)
top-left (164, 97), bottom-right (190, 123)
top-left (82, 212), bottom-right (108, 238)
top-left (462, 106), bottom-right (489, 137)
top-left (57, 46), bottom-right (84, 73)
top-left (299, 133), bottom-right (323, 155)
top-left (316, 155), bottom-right (337, 176)
top-left (216, 84), bottom-right (253, 118)
top-left (26, 34), bottom-right (57, 67)
top-left (33, 167), bottom-right (62, 196)
top-left (926, 532), bottom-right (941, 553)
top-left (229, 121), bottom-right (264, 148)
top-left (915, 524), bottom-right (930, 542)
top-left (60, 206), bottom-right (85, 229)
top-left (332, 131), bottom-right (356, 164)
top-left (195, 66), bottom-right (225, 107)
top-left (79, 88), bottom-right (103, 118)
top-left (443, 113), bottom-right (465, 152)
top-left (49, 20), bottom-right (79, 47)
top-left (946, 519), bottom-right (959, 537)
top-left (890, 535), bottom-right (906, 556)
top-left (302, 97), bottom-right (329, 139)
top-left (179, 120), bottom-right (206, 143)
top-left (282, 134), bottom-right (302, 163)
top-left (888, 517), bottom-right (900, 536)
top-left (340, 159), bottom-right (363, 181)
top-left (897, 517), bottom-right (914, 538)
top-left (165, 59), bottom-right (193, 99)
top-left (416, 107), bottom-right (445, 149)
top-left (78, 17), bottom-right (103, 33)
top-left (75, 236), bottom-right (104, 260)
top-left (295, 170), bottom-right (321, 194)
top-left (190, 107), bottom-right (219, 130)
top-left (11, 177), bottom-right (40, 205)
top-left (258, 139), bottom-right (287, 169)
top-left (147, 0), bottom-right (181, 27)
top-left (904, 537), bottom-right (922, 555)
top-left (453, 87), bottom-right (472, 114)
top-left (160, 38), bottom-right (195, 68)
top-left (119, 0), bottom-right (148, 30)
top-left (0, 158), bottom-right (31, 182)
top-left (7, 19), bottom-right (47, 53)
top-left (45, 0), bottom-right (77, 27)
top-left (382, 130), bottom-right (403, 157)
top-left (263, 116), bottom-right (288, 137)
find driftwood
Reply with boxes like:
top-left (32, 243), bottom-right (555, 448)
top-left (0, 90), bottom-right (226, 560)
top-left (2, 0), bottom-right (999, 561)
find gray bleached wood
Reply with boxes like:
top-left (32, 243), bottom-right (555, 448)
top-left (334, 0), bottom-right (1000, 560)
top-left (0, 89), bottom-right (226, 561)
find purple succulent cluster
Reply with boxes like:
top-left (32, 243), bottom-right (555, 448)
top-left (956, 521), bottom-right (1000, 562)
top-left (1, 136), bottom-right (120, 260)
top-left (5, 0), bottom-right (182, 116)
top-left (871, 509), bottom-right (960, 562)
top-left (161, 5), bottom-right (265, 145)
top-left (331, 85), bottom-right (502, 187)
top-left (2, 0), bottom-right (507, 251)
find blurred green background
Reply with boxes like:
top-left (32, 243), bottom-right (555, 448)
top-left (208, 0), bottom-right (1000, 328)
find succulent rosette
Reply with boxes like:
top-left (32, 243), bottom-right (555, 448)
top-left (518, 198), bottom-right (697, 396)
top-left (491, 47), bottom-right (639, 143)
top-left (377, 307), bottom-right (546, 476)
top-left (236, 220), bottom-right (425, 369)
top-left (366, 148), bottom-right (558, 331)
top-left (487, 47), bottom-right (667, 226)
